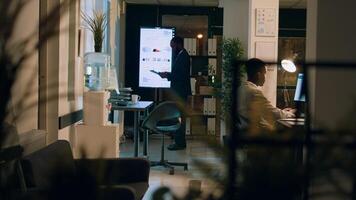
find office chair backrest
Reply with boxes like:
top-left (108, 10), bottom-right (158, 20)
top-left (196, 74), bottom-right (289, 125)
top-left (141, 101), bottom-right (181, 132)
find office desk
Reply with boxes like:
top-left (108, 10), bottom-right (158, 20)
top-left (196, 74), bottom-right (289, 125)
top-left (112, 101), bottom-right (154, 157)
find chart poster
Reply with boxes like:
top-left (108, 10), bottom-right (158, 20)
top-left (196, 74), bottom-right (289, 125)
top-left (139, 27), bottom-right (174, 88)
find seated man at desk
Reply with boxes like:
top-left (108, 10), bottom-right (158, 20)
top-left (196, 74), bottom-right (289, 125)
top-left (237, 58), bottom-right (296, 134)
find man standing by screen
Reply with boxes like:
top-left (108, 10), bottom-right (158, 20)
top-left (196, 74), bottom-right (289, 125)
top-left (158, 36), bottom-right (191, 150)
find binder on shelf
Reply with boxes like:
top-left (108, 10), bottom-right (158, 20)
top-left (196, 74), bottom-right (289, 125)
top-left (207, 98), bottom-right (212, 115)
top-left (190, 78), bottom-right (196, 95)
top-left (184, 38), bottom-right (189, 53)
top-left (208, 38), bottom-right (217, 56)
top-left (186, 117), bottom-right (191, 135)
top-left (185, 38), bottom-right (191, 55)
top-left (211, 98), bottom-right (216, 115)
top-left (208, 58), bottom-right (217, 76)
top-left (191, 38), bottom-right (197, 55)
top-left (189, 38), bottom-right (193, 55)
top-left (207, 118), bottom-right (211, 135)
top-left (203, 98), bottom-right (208, 115)
top-left (207, 117), bottom-right (216, 135)
top-left (204, 98), bottom-right (216, 116)
top-left (212, 38), bottom-right (217, 56)
top-left (208, 39), bottom-right (213, 56)
top-left (211, 117), bottom-right (216, 135)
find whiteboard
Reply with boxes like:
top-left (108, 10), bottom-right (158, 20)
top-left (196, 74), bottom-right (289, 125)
top-left (139, 27), bottom-right (174, 88)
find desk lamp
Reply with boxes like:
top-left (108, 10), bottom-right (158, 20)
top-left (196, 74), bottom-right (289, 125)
top-left (281, 59), bottom-right (296, 107)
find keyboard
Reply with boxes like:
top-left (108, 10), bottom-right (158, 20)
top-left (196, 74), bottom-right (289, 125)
top-left (278, 118), bottom-right (305, 127)
top-left (279, 118), bottom-right (305, 122)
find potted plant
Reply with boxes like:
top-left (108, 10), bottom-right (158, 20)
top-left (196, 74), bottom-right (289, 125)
top-left (220, 38), bottom-right (244, 119)
top-left (81, 10), bottom-right (107, 52)
top-left (81, 10), bottom-right (111, 91)
top-left (210, 38), bottom-right (244, 138)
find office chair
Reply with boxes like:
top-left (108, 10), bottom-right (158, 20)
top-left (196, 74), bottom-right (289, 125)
top-left (141, 101), bottom-right (188, 175)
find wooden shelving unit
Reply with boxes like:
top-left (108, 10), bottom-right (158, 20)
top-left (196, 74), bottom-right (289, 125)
top-left (185, 36), bottom-right (222, 139)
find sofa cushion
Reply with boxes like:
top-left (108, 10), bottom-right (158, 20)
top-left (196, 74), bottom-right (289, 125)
top-left (21, 140), bottom-right (76, 187)
top-left (20, 140), bottom-right (149, 199)
top-left (75, 158), bottom-right (150, 184)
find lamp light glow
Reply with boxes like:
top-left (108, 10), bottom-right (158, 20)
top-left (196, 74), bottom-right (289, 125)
top-left (197, 34), bottom-right (203, 39)
top-left (281, 59), bottom-right (296, 73)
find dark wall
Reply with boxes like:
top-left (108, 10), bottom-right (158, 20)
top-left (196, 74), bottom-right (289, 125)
top-left (125, 4), bottom-right (223, 101)
top-left (279, 9), bottom-right (307, 37)
top-left (124, 7), bottom-right (304, 99)
top-left (124, 4), bottom-right (223, 126)
top-left (125, 5), bottom-right (158, 102)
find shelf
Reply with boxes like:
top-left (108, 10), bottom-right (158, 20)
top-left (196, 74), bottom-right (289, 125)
top-left (187, 111), bottom-right (204, 116)
top-left (190, 55), bottom-right (217, 58)
top-left (183, 36), bottom-right (221, 139)
top-left (189, 94), bottom-right (214, 97)
top-left (186, 134), bottom-right (218, 139)
top-left (188, 113), bottom-right (216, 117)
top-left (186, 109), bottom-right (216, 117)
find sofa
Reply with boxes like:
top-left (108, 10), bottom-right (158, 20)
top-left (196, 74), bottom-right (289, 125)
top-left (20, 140), bottom-right (150, 200)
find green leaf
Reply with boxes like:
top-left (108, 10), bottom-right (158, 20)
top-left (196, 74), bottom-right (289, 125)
top-left (218, 37), bottom-right (245, 119)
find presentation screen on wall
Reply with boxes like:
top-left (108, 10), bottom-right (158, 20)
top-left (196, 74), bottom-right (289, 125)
top-left (139, 27), bottom-right (174, 88)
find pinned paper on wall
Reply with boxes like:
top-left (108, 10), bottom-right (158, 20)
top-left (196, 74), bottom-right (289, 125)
top-left (256, 8), bottom-right (276, 37)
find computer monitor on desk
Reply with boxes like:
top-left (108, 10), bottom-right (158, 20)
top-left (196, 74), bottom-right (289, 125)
top-left (294, 73), bottom-right (305, 102)
top-left (278, 73), bottom-right (306, 128)
top-left (294, 73), bottom-right (306, 118)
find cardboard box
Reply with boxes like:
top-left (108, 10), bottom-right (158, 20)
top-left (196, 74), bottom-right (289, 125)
top-left (83, 91), bottom-right (110, 126)
top-left (75, 123), bottom-right (120, 158)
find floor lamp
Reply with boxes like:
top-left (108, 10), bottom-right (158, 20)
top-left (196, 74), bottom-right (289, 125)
top-left (281, 59), bottom-right (297, 108)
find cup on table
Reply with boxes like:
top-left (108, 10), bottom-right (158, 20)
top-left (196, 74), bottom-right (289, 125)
top-left (131, 94), bottom-right (141, 104)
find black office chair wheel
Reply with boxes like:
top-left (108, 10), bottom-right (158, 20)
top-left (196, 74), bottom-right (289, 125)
top-left (150, 160), bottom-right (176, 175)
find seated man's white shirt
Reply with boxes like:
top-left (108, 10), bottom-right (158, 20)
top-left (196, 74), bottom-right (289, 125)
top-left (238, 81), bottom-right (294, 133)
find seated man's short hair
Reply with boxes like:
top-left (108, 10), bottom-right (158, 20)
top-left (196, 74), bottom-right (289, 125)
top-left (245, 58), bottom-right (266, 78)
